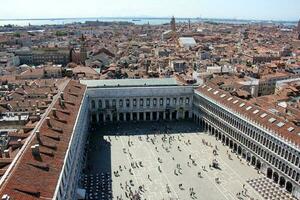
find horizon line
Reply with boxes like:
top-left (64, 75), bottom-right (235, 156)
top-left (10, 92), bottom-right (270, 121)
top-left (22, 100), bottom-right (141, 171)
top-left (0, 16), bottom-right (298, 22)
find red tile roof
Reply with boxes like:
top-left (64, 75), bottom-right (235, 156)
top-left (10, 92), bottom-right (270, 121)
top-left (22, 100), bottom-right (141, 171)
top-left (0, 80), bottom-right (86, 200)
top-left (197, 84), bottom-right (300, 147)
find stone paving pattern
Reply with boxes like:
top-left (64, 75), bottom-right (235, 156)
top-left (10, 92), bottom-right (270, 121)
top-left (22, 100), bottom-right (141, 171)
top-left (86, 121), bottom-right (265, 200)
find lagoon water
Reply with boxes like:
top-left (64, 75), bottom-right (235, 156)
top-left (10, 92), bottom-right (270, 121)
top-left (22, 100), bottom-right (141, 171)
top-left (0, 17), bottom-right (297, 27)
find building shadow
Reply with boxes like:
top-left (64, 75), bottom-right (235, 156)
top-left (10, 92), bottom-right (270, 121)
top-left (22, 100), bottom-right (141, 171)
top-left (82, 120), bottom-right (202, 199)
top-left (84, 132), bottom-right (112, 200)
top-left (97, 120), bottom-right (202, 136)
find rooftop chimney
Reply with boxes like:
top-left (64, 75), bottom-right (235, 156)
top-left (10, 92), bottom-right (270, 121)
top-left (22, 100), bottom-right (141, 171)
top-left (31, 144), bottom-right (40, 156)
top-left (60, 92), bottom-right (64, 100)
top-left (52, 108), bottom-right (57, 118)
top-left (36, 131), bottom-right (40, 142)
top-left (17, 139), bottom-right (22, 146)
top-left (46, 117), bottom-right (51, 127)
top-left (4, 149), bottom-right (9, 158)
top-left (59, 98), bottom-right (65, 107)
top-left (1, 194), bottom-right (10, 200)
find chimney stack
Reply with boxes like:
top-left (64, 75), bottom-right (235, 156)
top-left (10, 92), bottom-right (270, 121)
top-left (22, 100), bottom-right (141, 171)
top-left (4, 149), bottom-right (9, 158)
top-left (17, 139), bottom-right (22, 146)
top-left (52, 108), bottom-right (57, 118)
top-left (31, 144), bottom-right (40, 156)
top-left (1, 194), bottom-right (10, 200)
top-left (60, 92), bottom-right (64, 100)
top-left (59, 98), bottom-right (65, 107)
top-left (46, 117), bottom-right (51, 127)
top-left (36, 131), bottom-right (40, 142)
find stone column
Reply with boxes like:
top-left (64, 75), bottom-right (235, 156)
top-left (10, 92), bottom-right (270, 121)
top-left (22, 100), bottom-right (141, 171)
top-left (95, 99), bottom-right (99, 110)
top-left (143, 112), bottom-right (146, 121)
top-left (137, 99), bottom-right (140, 109)
top-left (157, 112), bottom-right (160, 121)
top-left (163, 112), bottom-right (166, 120)
top-left (130, 98), bottom-right (133, 109)
top-left (124, 113), bottom-right (127, 122)
top-left (117, 113), bottom-right (120, 121)
top-left (109, 113), bottom-right (113, 122)
top-left (176, 111), bottom-right (179, 120)
top-left (130, 112), bottom-right (133, 121)
top-left (150, 112), bottom-right (153, 121)
top-left (96, 113), bottom-right (99, 122)
top-left (137, 112), bottom-right (140, 121)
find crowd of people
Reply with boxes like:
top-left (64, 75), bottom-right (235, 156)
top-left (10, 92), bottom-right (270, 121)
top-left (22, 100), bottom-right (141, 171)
top-left (110, 124), bottom-right (225, 200)
top-left (84, 122), bottom-right (264, 200)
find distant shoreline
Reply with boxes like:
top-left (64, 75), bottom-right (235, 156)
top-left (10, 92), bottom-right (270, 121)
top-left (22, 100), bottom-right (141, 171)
top-left (0, 17), bottom-right (297, 22)
top-left (0, 17), bottom-right (297, 27)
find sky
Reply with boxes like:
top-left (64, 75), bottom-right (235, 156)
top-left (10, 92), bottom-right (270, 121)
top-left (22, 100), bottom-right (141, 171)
top-left (1, 0), bottom-right (299, 21)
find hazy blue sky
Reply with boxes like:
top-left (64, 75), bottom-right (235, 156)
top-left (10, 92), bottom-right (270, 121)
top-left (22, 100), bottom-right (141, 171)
top-left (1, 0), bottom-right (299, 20)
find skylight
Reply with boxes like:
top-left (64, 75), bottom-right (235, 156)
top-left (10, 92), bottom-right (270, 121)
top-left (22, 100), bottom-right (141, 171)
top-left (268, 118), bottom-right (276, 123)
top-left (220, 94), bottom-right (226, 98)
top-left (239, 103), bottom-right (245, 107)
top-left (246, 106), bottom-right (252, 110)
top-left (233, 100), bottom-right (239, 104)
top-left (260, 113), bottom-right (267, 118)
top-left (227, 97), bottom-right (233, 101)
top-left (213, 91), bottom-right (219, 95)
top-left (253, 110), bottom-right (259, 114)
top-left (277, 122), bottom-right (285, 127)
top-left (287, 127), bottom-right (294, 132)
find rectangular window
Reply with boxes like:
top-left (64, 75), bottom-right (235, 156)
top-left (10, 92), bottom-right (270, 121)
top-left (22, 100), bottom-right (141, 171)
top-left (133, 99), bottom-right (137, 107)
top-left (173, 98), bottom-right (177, 105)
top-left (179, 98), bottom-right (183, 105)
top-left (160, 98), bottom-right (164, 106)
top-left (153, 98), bottom-right (157, 106)
top-left (140, 99), bottom-right (144, 106)
top-left (185, 98), bottom-right (189, 105)
top-left (166, 98), bottom-right (170, 106)
top-left (105, 100), bottom-right (109, 108)
top-left (146, 98), bottom-right (150, 106)
top-left (126, 99), bottom-right (130, 107)
top-left (119, 99), bottom-right (123, 107)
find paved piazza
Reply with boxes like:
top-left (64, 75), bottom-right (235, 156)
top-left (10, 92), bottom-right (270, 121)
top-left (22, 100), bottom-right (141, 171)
top-left (86, 121), bottom-right (265, 200)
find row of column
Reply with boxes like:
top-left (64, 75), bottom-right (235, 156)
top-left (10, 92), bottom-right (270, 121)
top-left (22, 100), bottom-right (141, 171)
top-left (91, 97), bottom-right (191, 110)
top-left (193, 112), bottom-right (297, 196)
top-left (95, 111), bottom-right (181, 122)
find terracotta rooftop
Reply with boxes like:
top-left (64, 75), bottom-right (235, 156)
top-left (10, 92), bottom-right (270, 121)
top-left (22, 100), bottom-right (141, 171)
top-left (0, 80), bottom-right (86, 200)
top-left (196, 84), bottom-right (300, 148)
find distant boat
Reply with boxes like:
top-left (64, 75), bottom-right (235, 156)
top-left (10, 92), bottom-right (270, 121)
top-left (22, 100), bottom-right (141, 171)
top-left (132, 19), bottom-right (141, 22)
